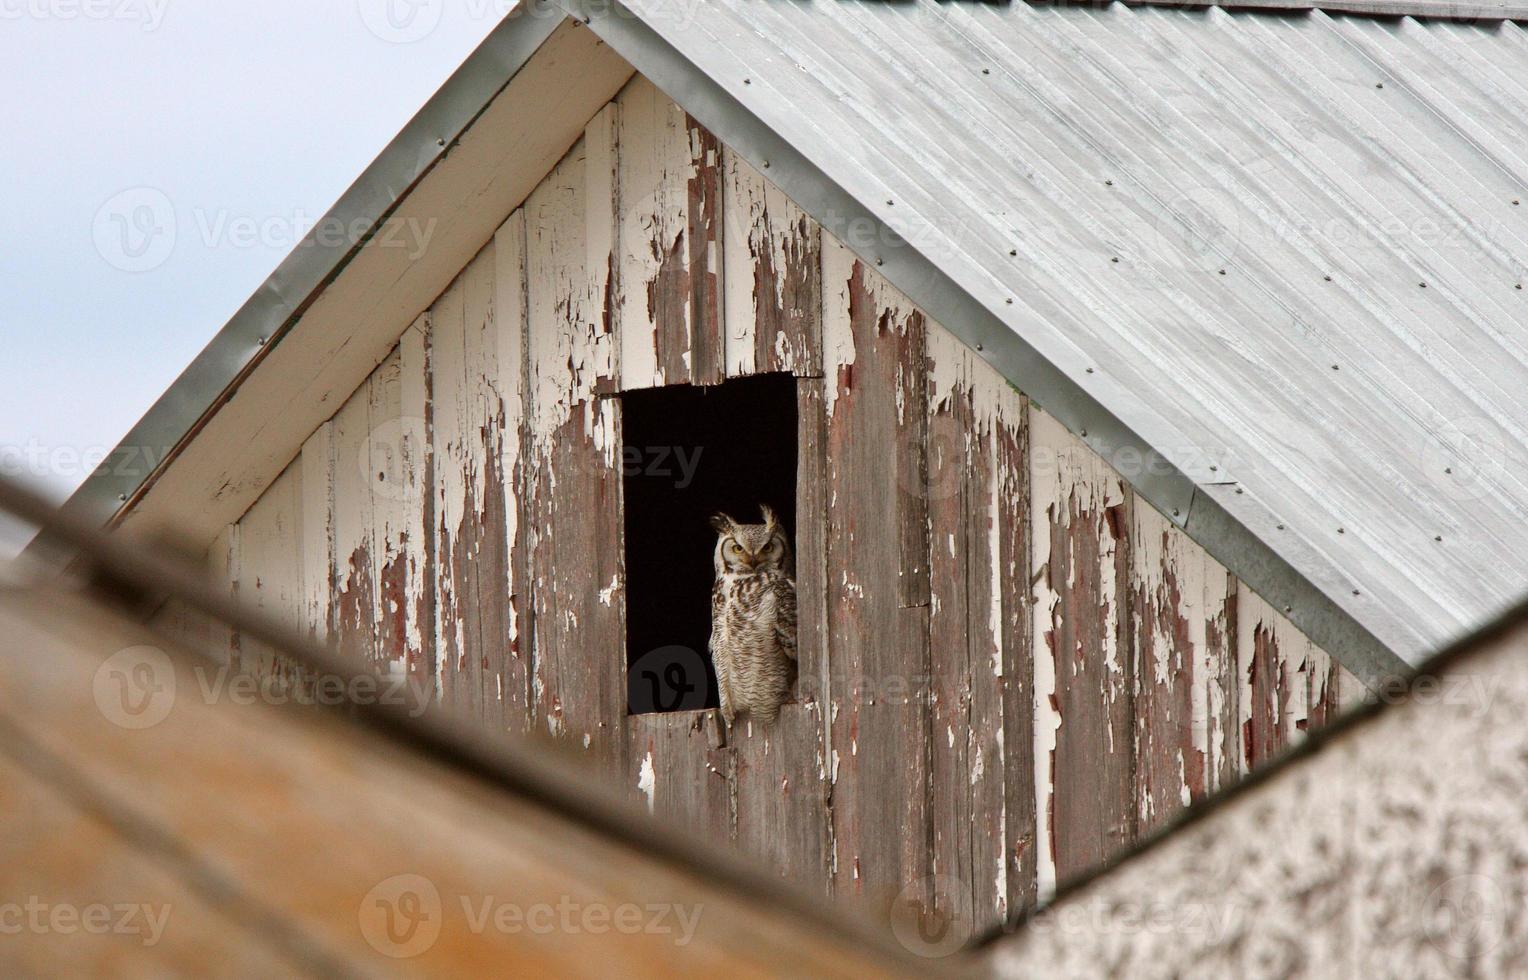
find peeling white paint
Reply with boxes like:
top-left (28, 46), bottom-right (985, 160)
top-left (638, 751), bottom-right (656, 813)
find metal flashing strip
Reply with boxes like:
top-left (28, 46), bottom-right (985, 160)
top-left (52, 7), bottom-right (565, 535)
top-left (1121, 0), bottom-right (1528, 21)
top-left (563, 0), bottom-right (1410, 685)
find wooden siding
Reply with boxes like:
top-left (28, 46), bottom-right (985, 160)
top-left (194, 79), bottom-right (1363, 937)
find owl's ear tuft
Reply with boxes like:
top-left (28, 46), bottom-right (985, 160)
top-left (709, 513), bottom-right (735, 534)
top-left (759, 504), bottom-right (778, 529)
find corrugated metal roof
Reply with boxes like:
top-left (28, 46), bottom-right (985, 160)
top-left (588, 0), bottom-right (1528, 665)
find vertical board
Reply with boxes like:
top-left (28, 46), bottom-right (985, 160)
top-left (615, 77), bottom-right (723, 389)
top-left (627, 710), bottom-right (732, 842)
top-left (1237, 587), bottom-right (1348, 773)
top-left (232, 461), bottom-right (305, 681)
top-left (330, 374), bottom-right (377, 667)
top-left (795, 379), bottom-right (830, 696)
top-left (996, 390), bottom-right (1036, 918)
top-left (821, 237), bottom-right (931, 914)
top-left (431, 241), bottom-right (526, 732)
top-left (330, 338), bottom-right (432, 689)
top-left (1030, 409), bottom-right (1134, 895)
top-left (924, 328), bottom-right (1011, 931)
top-left (299, 422), bottom-right (335, 646)
top-left (733, 702), bottom-right (831, 892)
top-left (525, 137), bottom-right (626, 777)
top-left (496, 212), bottom-right (532, 731)
top-left (722, 149), bottom-right (822, 377)
top-left (205, 523), bottom-right (240, 668)
top-left (1131, 501), bottom-right (1239, 833)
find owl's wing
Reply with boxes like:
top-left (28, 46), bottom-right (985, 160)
top-left (709, 579), bottom-right (726, 655)
top-left (774, 576), bottom-right (798, 662)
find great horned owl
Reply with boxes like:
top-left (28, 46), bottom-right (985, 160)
top-left (709, 505), bottom-right (797, 727)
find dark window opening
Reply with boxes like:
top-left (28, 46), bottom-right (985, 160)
top-left (622, 374), bottom-right (798, 715)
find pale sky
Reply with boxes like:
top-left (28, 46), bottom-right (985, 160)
top-left (0, 0), bottom-right (508, 556)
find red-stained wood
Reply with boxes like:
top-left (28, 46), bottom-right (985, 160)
top-left (525, 136), bottom-right (626, 778)
top-left (926, 333), bottom-right (1022, 932)
top-left (733, 702), bottom-right (831, 893)
top-left (627, 710), bottom-right (732, 842)
top-left (822, 240), bottom-right (931, 915)
top-left (1130, 503), bottom-right (1239, 834)
top-left (795, 379), bottom-right (830, 699)
top-left (723, 149), bottom-right (823, 378)
top-left (429, 246), bottom-right (522, 730)
top-left (615, 78), bottom-right (723, 389)
top-left (995, 394), bottom-right (1036, 918)
top-left (1031, 411), bottom-right (1135, 890)
top-left (1238, 591), bottom-right (1348, 774)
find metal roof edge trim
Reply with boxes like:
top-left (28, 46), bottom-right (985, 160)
top-left (45, 6), bottom-right (567, 542)
top-left (563, 0), bottom-right (1411, 685)
top-left (1115, 0), bottom-right (1528, 22)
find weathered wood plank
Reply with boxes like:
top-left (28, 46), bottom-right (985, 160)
top-left (431, 241), bottom-right (525, 732)
top-left (733, 702), bottom-right (831, 893)
top-left (795, 378), bottom-right (829, 698)
top-left (329, 339), bottom-right (430, 689)
top-left (926, 327), bottom-right (1009, 932)
top-left (822, 236), bottom-right (931, 914)
top-left (205, 522), bottom-right (240, 668)
top-left (298, 421), bottom-right (334, 647)
top-left (391, 322), bottom-right (434, 692)
top-left (495, 212), bottom-right (532, 733)
top-left (1130, 501), bottom-right (1239, 834)
top-left (722, 148), bottom-right (822, 378)
top-left (996, 388), bottom-right (1036, 918)
top-left (526, 138), bottom-right (626, 777)
top-left (330, 357), bottom-right (381, 667)
top-left (231, 461), bottom-right (304, 681)
top-left (1029, 409), bottom-right (1134, 894)
top-left (627, 710), bottom-right (732, 843)
top-left (1237, 586), bottom-right (1347, 773)
top-left (615, 77), bottom-right (723, 388)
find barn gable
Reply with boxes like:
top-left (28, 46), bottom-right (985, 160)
top-left (64, 0), bottom-right (1527, 936)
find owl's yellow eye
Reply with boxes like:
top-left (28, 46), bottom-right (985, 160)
top-left (724, 540), bottom-right (742, 557)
